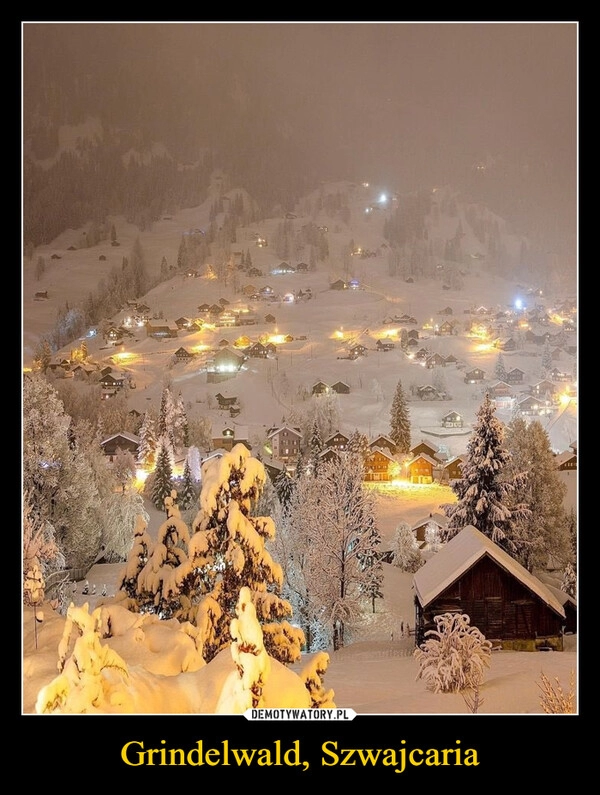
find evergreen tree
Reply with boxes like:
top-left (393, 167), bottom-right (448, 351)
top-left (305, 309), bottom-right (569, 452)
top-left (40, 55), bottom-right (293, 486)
top-left (178, 458), bottom-right (197, 511)
top-left (347, 428), bottom-right (370, 460)
top-left (541, 339), bottom-right (553, 377)
top-left (137, 411), bottom-right (157, 470)
top-left (274, 470), bottom-right (295, 514)
top-left (494, 352), bottom-right (507, 382)
top-left (389, 379), bottom-right (411, 453)
top-left (190, 444), bottom-right (304, 664)
top-left (442, 393), bottom-right (529, 552)
top-left (307, 418), bottom-right (324, 476)
top-left (151, 437), bottom-right (175, 511)
top-left (129, 237), bottom-right (149, 296)
top-left (504, 418), bottom-right (571, 571)
top-left (118, 514), bottom-right (153, 602)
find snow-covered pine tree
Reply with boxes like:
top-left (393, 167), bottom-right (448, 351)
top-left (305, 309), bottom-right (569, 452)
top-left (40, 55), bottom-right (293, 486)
top-left (137, 410), bottom-right (157, 470)
top-left (118, 514), bottom-right (153, 605)
top-left (274, 469), bottom-right (295, 514)
top-left (307, 417), bottom-right (324, 476)
top-left (359, 520), bottom-right (384, 612)
top-left (178, 458), bottom-right (198, 511)
top-left (189, 444), bottom-right (304, 664)
top-left (347, 428), bottom-right (370, 459)
top-left (494, 352), bottom-right (507, 382)
top-left (136, 493), bottom-right (198, 620)
top-left (541, 339), bottom-right (553, 377)
top-left (504, 417), bottom-right (570, 571)
top-left (172, 392), bottom-right (189, 450)
top-left (389, 379), bottom-right (411, 453)
top-left (441, 393), bottom-right (528, 551)
top-left (151, 437), bottom-right (175, 511)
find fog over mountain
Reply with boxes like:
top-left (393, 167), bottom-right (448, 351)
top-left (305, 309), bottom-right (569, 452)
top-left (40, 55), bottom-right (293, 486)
top-left (23, 22), bottom-right (577, 277)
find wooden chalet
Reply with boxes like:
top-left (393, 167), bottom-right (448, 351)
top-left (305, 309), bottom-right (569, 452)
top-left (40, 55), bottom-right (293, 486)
top-left (369, 435), bottom-right (397, 455)
top-left (215, 392), bottom-right (239, 409)
top-left (246, 342), bottom-right (268, 358)
top-left (441, 410), bottom-right (464, 428)
top-left (312, 381), bottom-right (331, 395)
top-left (212, 426), bottom-right (250, 452)
top-left (173, 347), bottom-right (195, 362)
top-left (464, 368), bottom-right (485, 383)
top-left (440, 455), bottom-right (465, 482)
top-left (376, 339), bottom-right (395, 351)
top-left (99, 372), bottom-right (127, 390)
top-left (266, 425), bottom-right (302, 463)
top-left (364, 448), bottom-right (396, 482)
top-left (531, 379), bottom-right (557, 398)
top-left (145, 320), bottom-right (179, 338)
top-left (330, 279), bottom-right (347, 290)
top-left (554, 450), bottom-right (577, 471)
top-left (100, 432), bottom-right (140, 461)
top-left (331, 381), bottom-right (350, 394)
top-left (209, 348), bottom-right (246, 377)
top-left (413, 525), bottom-right (567, 650)
top-left (488, 381), bottom-right (513, 399)
top-left (324, 431), bottom-right (350, 452)
top-left (426, 352), bottom-right (446, 368)
top-left (406, 453), bottom-right (437, 484)
top-left (505, 368), bottom-right (525, 385)
top-left (438, 321), bottom-right (455, 336)
top-left (517, 395), bottom-right (554, 416)
top-left (411, 513), bottom-right (449, 546)
top-left (410, 440), bottom-right (439, 459)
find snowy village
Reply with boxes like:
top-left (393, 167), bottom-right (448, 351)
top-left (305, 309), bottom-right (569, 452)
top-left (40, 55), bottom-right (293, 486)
top-left (22, 27), bottom-right (577, 780)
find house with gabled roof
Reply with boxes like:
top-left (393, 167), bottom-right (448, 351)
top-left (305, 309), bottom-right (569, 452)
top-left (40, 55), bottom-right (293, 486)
top-left (426, 352), bottom-right (446, 369)
top-left (505, 367), bottom-right (525, 385)
top-left (312, 380), bottom-right (331, 395)
top-left (531, 379), bottom-right (557, 398)
top-left (413, 525), bottom-right (567, 649)
top-left (441, 410), bottom-right (464, 428)
top-left (246, 341), bottom-right (268, 358)
top-left (516, 394), bottom-right (554, 416)
top-left (439, 455), bottom-right (465, 483)
top-left (369, 434), bottom-right (397, 455)
top-left (173, 346), bottom-right (195, 362)
top-left (364, 448), bottom-right (396, 482)
top-left (410, 513), bottom-right (449, 546)
top-left (331, 381), bottom-right (350, 394)
top-left (100, 431), bottom-right (140, 461)
top-left (266, 425), bottom-right (302, 463)
top-left (406, 453), bottom-right (437, 484)
top-left (464, 367), bottom-right (485, 383)
top-left (438, 321), bottom-right (456, 336)
top-left (324, 431), bottom-right (350, 452)
top-left (554, 450), bottom-right (577, 471)
top-left (410, 440), bottom-right (439, 459)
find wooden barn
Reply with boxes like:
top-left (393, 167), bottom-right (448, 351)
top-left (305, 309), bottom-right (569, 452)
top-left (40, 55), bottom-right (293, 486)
top-left (413, 525), bottom-right (567, 650)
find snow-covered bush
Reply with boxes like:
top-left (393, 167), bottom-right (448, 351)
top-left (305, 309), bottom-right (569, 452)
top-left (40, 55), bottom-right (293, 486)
top-left (414, 612), bottom-right (492, 694)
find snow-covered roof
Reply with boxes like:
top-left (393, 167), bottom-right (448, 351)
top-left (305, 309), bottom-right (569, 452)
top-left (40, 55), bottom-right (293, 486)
top-left (100, 431), bottom-right (140, 445)
top-left (413, 525), bottom-right (566, 618)
top-left (410, 512), bottom-right (449, 531)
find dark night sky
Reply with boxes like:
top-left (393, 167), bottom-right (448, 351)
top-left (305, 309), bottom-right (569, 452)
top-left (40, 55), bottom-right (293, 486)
top-left (22, 21), bottom-right (577, 254)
